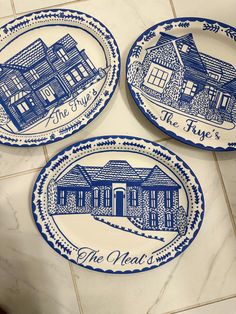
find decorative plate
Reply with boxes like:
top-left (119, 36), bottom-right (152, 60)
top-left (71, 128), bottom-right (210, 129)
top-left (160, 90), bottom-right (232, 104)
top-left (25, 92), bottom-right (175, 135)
top-left (32, 136), bottom-right (204, 273)
top-left (0, 9), bottom-right (120, 146)
top-left (126, 17), bottom-right (236, 151)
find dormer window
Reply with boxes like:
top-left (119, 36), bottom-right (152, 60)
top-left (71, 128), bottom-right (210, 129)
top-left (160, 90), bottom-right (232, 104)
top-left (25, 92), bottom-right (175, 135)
top-left (30, 69), bottom-right (39, 80)
top-left (208, 72), bottom-right (220, 81)
top-left (181, 44), bottom-right (190, 53)
top-left (57, 48), bottom-right (69, 62)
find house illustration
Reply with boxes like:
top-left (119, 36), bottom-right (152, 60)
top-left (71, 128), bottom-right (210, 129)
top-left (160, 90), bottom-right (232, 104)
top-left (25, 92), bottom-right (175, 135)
top-left (129, 32), bottom-right (236, 124)
top-left (47, 160), bottom-right (187, 235)
top-left (0, 34), bottom-right (105, 131)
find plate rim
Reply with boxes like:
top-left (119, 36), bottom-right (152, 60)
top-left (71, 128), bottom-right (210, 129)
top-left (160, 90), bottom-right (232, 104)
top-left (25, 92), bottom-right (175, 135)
top-left (32, 135), bottom-right (205, 274)
top-left (0, 9), bottom-right (121, 147)
top-left (126, 16), bottom-right (236, 152)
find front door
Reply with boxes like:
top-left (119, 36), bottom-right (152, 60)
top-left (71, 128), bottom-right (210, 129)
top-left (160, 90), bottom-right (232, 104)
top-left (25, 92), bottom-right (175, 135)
top-left (116, 190), bottom-right (124, 216)
top-left (40, 84), bottom-right (56, 106)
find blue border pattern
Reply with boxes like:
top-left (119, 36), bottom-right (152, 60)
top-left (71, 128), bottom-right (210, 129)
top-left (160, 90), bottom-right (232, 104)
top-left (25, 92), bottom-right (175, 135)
top-left (32, 135), bottom-right (205, 274)
top-left (0, 9), bottom-right (120, 147)
top-left (126, 17), bottom-right (236, 151)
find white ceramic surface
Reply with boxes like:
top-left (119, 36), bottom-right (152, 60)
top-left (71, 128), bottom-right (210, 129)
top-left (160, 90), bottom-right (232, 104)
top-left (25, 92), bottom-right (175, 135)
top-left (0, 0), bottom-right (235, 313)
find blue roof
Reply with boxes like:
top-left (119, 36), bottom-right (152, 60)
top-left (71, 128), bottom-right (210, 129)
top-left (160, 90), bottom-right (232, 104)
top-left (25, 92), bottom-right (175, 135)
top-left (57, 165), bottom-right (91, 187)
top-left (93, 160), bottom-right (142, 182)
top-left (6, 39), bottom-right (47, 68)
top-left (57, 160), bottom-right (180, 188)
top-left (149, 32), bottom-right (236, 85)
top-left (141, 165), bottom-right (180, 188)
top-left (5, 34), bottom-right (77, 69)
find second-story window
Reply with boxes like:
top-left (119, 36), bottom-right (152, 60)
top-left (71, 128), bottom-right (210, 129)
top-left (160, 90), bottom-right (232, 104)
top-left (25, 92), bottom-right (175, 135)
top-left (71, 69), bottom-right (82, 82)
top-left (1, 84), bottom-right (11, 97)
top-left (57, 48), bottom-right (69, 62)
top-left (30, 69), bottom-right (39, 80)
top-left (12, 76), bottom-right (23, 90)
top-left (78, 64), bottom-right (89, 77)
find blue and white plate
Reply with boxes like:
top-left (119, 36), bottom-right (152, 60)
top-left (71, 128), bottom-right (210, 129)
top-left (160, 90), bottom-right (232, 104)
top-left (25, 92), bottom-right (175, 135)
top-left (0, 9), bottom-right (120, 146)
top-left (32, 136), bottom-right (204, 273)
top-left (126, 17), bottom-right (236, 151)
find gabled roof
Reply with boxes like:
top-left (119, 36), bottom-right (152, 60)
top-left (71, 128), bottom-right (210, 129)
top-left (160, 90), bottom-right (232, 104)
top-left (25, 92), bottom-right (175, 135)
top-left (6, 39), bottom-right (47, 68)
top-left (83, 166), bottom-right (101, 180)
top-left (141, 165), bottom-right (180, 188)
top-left (147, 32), bottom-right (206, 73)
top-left (93, 160), bottom-right (142, 182)
top-left (200, 53), bottom-right (236, 84)
top-left (135, 168), bottom-right (152, 180)
top-left (57, 165), bottom-right (91, 187)
top-left (175, 33), bottom-right (206, 73)
top-left (47, 34), bottom-right (78, 59)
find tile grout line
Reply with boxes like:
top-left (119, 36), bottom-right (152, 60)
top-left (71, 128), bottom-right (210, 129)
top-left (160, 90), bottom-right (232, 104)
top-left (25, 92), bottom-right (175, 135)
top-left (213, 152), bottom-right (236, 236)
top-left (169, 0), bottom-right (177, 18)
top-left (43, 145), bottom-right (50, 163)
top-left (163, 294), bottom-right (236, 314)
top-left (154, 136), bottom-right (171, 143)
top-left (0, 14), bottom-right (15, 20)
top-left (0, 167), bottom-right (42, 181)
top-left (69, 263), bottom-right (84, 314)
top-left (15, 0), bottom-right (81, 16)
top-left (9, 0), bottom-right (17, 17)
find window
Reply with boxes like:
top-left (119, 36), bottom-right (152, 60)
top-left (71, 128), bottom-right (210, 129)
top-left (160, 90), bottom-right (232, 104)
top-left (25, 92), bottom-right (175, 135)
top-left (208, 72), bottom-right (220, 81)
top-left (165, 213), bottom-right (173, 228)
top-left (220, 95), bottom-right (230, 109)
top-left (12, 76), bottom-right (23, 89)
top-left (183, 80), bottom-right (197, 97)
top-left (104, 188), bottom-right (111, 207)
top-left (130, 189), bottom-right (138, 207)
top-left (30, 69), bottom-right (39, 80)
top-left (17, 101), bottom-right (29, 113)
top-left (93, 188), bottom-right (100, 208)
top-left (180, 44), bottom-right (190, 53)
top-left (206, 86), bottom-right (217, 101)
top-left (165, 190), bottom-right (172, 208)
top-left (65, 73), bottom-right (75, 86)
top-left (71, 69), bottom-right (82, 82)
top-left (58, 190), bottom-right (66, 206)
top-left (76, 190), bottom-right (85, 207)
top-left (147, 67), bottom-right (168, 88)
top-left (78, 64), bottom-right (89, 77)
top-left (57, 48), bottom-right (69, 62)
top-left (150, 190), bottom-right (157, 208)
top-left (1, 84), bottom-right (11, 97)
top-left (150, 212), bottom-right (158, 227)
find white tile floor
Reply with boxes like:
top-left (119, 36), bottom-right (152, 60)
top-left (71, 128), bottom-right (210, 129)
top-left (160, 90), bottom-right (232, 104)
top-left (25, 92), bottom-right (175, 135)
top-left (0, 0), bottom-right (235, 313)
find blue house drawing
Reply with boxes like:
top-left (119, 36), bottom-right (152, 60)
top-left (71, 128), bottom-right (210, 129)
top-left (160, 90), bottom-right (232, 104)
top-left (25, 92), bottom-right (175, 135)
top-left (128, 32), bottom-right (236, 124)
top-left (47, 160), bottom-right (187, 236)
top-left (0, 34), bottom-right (105, 131)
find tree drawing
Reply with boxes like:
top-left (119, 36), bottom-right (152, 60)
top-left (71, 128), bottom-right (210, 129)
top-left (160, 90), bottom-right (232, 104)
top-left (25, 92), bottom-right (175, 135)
top-left (127, 61), bottom-right (144, 87)
top-left (0, 104), bottom-right (13, 132)
top-left (190, 89), bottom-right (210, 116)
top-left (161, 66), bottom-right (185, 108)
top-left (47, 179), bottom-right (57, 215)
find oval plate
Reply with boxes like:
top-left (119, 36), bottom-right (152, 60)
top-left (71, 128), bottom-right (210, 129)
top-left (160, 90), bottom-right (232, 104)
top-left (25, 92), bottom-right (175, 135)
top-left (126, 17), bottom-right (236, 151)
top-left (32, 136), bottom-right (204, 273)
top-left (0, 9), bottom-right (120, 146)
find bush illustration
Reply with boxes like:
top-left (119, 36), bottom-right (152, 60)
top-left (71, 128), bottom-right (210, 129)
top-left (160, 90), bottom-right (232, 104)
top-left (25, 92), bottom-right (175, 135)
top-left (161, 66), bottom-right (185, 107)
top-left (127, 61), bottom-right (144, 87)
top-left (0, 104), bottom-right (10, 126)
top-left (190, 89), bottom-right (210, 116)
